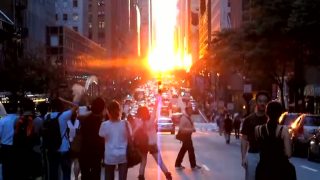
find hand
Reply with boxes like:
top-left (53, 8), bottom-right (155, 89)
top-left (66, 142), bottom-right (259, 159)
top-left (241, 157), bottom-right (248, 169)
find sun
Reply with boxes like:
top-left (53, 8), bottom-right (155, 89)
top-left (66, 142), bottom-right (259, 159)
top-left (148, 0), bottom-right (192, 73)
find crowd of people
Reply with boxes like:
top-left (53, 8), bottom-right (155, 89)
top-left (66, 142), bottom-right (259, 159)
top-left (0, 94), bottom-right (204, 180)
top-left (0, 89), bottom-right (298, 180)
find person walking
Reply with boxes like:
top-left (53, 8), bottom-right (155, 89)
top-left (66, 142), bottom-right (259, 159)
top-left (175, 103), bottom-right (201, 170)
top-left (135, 106), bottom-right (172, 180)
top-left (233, 113), bottom-right (241, 139)
top-left (224, 114), bottom-right (233, 144)
top-left (99, 100), bottom-right (128, 180)
top-left (78, 97), bottom-right (105, 180)
top-left (241, 91), bottom-right (270, 180)
top-left (255, 101), bottom-right (296, 180)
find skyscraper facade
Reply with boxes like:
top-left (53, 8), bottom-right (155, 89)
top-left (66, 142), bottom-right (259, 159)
top-left (55, 0), bottom-right (88, 36)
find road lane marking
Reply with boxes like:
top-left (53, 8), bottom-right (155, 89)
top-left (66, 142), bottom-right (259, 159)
top-left (300, 165), bottom-right (318, 172)
top-left (197, 131), bottom-right (209, 135)
top-left (202, 165), bottom-right (210, 171)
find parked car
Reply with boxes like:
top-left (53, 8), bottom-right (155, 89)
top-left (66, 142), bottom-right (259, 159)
top-left (156, 116), bottom-right (175, 134)
top-left (290, 114), bottom-right (320, 156)
top-left (279, 112), bottom-right (301, 127)
top-left (308, 128), bottom-right (320, 162)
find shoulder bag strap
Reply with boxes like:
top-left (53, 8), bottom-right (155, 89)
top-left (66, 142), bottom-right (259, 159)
top-left (277, 125), bottom-right (284, 139)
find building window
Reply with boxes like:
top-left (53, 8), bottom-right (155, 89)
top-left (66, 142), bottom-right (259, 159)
top-left (73, 26), bottom-right (78, 32)
top-left (63, 1), bottom-right (68, 8)
top-left (63, 14), bottom-right (68, 21)
top-left (73, 13), bottom-right (79, 21)
top-left (55, 14), bottom-right (58, 21)
top-left (73, 0), bottom-right (78, 7)
top-left (228, 0), bottom-right (231, 7)
top-left (50, 35), bottom-right (59, 47)
top-left (89, 4), bottom-right (92, 11)
top-left (99, 21), bottom-right (105, 29)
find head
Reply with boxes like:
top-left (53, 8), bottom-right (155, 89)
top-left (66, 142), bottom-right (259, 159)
top-left (37, 102), bottom-right (49, 116)
top-left (20, 98), bottom-right (35, 115)
top-left (91, 97), bottom-right (105, 114)
top-left (185, 102), bottom-right (193, 116)
top-left (137, 106), bottom-right (150, 121)
top-left (50, 98), bottom-right (64, 112)
top-left (107, 100), bottom-right (121, 120)
top-left (266, 101), bottom-right (283, 122)
top-left (255, 91), bottom-right (270, 114)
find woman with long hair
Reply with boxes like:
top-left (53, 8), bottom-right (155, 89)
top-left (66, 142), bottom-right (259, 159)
top-left (135, 106), bottom-right (172, 180)
top-left (255, 101), bottom-right (296, 180)
top-left (99, 100), bottom-right (128, 180)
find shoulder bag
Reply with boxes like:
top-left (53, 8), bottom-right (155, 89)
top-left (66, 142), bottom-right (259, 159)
top-left (125, 121), bottom-right (142, 168)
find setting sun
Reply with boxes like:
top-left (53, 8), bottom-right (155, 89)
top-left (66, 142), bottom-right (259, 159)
top-left (148, 0), bottom-right (192, 73)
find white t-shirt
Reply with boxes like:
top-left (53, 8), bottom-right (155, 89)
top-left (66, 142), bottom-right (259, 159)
top-left (99, 120), bottom-right (128, 165)
top-left (67, 119), bottom-right (80, 142)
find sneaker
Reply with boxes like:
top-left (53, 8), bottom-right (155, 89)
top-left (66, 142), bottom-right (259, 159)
top-left (175, 165), bottom-right (185, 170)
top-left (191, 165), bottom-right (202, 170)
top-left (165, 172), bottom-right (172, 180)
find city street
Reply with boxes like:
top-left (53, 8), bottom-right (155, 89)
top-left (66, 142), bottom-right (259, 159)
top-left (94, 126), bottom-right (320, 180)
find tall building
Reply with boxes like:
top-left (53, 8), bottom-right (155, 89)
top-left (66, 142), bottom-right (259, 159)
top-left (26, 0), bottom-right (56, 56)
top-left (137, 0), bottom-right (150, 58)
top-left (55, 0), bottom-right (88, 36)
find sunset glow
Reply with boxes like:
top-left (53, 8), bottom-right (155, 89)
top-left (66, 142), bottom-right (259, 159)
top-left (148, 0), bottom-right (192, 73)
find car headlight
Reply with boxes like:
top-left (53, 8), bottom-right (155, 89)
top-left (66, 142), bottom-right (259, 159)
top-left (310, 141), bottom-right (315, 145)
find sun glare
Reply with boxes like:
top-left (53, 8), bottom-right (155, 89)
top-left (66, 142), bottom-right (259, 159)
top-left (148, 0), bottom-right (192, 73)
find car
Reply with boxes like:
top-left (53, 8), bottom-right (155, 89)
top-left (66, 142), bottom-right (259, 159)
top-left (279, 112), bottom-right (301, 127)
top-left (308, 128), bottom-right (320, 162)
top-left (290, 114), bottom-right (320, 156)
top-left (156, 117), bottom-right (175, 134)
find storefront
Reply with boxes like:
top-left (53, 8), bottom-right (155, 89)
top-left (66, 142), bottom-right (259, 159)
top-left (304, 84), bottom-right (320, 114)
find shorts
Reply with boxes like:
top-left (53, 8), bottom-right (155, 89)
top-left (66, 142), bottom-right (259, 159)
top-left (140, 144), bottom-right (158, 154)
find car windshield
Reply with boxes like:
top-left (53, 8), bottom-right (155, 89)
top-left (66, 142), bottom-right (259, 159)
top-left (158, 119), bottom-right (172, 123)
top-left (304, 116), bottom-right (320, 126)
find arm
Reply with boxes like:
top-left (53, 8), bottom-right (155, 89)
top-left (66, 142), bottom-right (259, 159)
top-left (179, 117), bottom-right (195, 133)
top-left (282, 126), bottom-right (292, 158)
top-left (99, 122), bottom-right (106, 137)
top-left (241, 135), bottom-right (249, 168)
top-left (58, 97), bottom-right (79, 112)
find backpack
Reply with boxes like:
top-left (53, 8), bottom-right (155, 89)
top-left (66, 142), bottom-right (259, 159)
top-left (13, 115), bottom-right (36, 149)
top-left (133, 122), bottom-right (149, 151)
top-left (41, 112), bottom-right (63, 151)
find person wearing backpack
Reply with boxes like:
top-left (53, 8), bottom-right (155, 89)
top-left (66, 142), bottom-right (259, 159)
top-left (135, 106), bottom-right (172, 180)
top-left (12, 98), bottom-right (41, 180)
top-left (42, 97), bottom-right (79, 180)
top-left (0, 102), bottom-right (19, 180)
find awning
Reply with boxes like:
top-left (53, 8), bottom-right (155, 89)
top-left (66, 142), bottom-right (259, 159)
top-left (304, 84), bottom-right (320, 97)
top-left (0, 10), bottom-right (14, 39)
